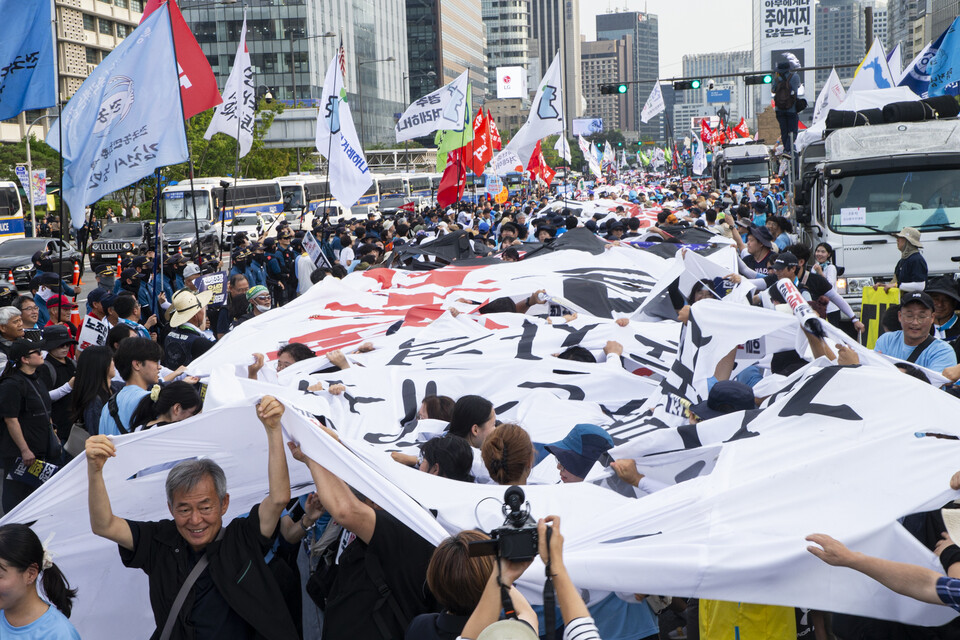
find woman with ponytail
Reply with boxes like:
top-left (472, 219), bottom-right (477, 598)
top-left (0, 524), bottom-right (79, 638)
top-left (128, 381), bottom-right (202, 432)
top-left (481, 423), bottom-right (535, 486)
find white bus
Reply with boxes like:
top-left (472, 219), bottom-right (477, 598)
top-left (161, 178), bottom-right (283, 223)
top-left (275, 175), bottom-right (345, 223)
top-left (0, 181), bottom-right (27, 242)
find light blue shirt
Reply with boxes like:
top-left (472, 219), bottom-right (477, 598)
top-left (874, 330), bottom-right (958, 372)
top-left (98, 384), bottom-right (150, 435)
top-left (0, 605), bottom-right (81, 639)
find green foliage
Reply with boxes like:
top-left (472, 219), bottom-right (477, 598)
top-left (0, 137), bottom-right (61, 185)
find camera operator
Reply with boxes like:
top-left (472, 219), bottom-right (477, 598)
top-left (458, 516), bottom-right (601, 640)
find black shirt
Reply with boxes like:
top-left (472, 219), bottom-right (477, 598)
top-left (37, 356), bottom-right (77, 441)
top-left (323, 510), bottom-right (437, 640)
top-left (743, 250), bottom-right (775, 276)
top-left (764, 271), bottom-right (833, 303)
top-left (119, 503), bottom-right (298, 640)
top-left (0, 369), bottom-right (53, 464)
top-left (405, 612), bottom-right (470, 640)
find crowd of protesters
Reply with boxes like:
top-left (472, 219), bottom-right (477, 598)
top-left (4, 165), bottom-right (960, 640)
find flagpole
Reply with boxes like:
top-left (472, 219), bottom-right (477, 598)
top-left (54, 0), bottom-right (64, 301)
top-left (319, 35), bottom-right (343, 231)
top-left (559, 9), bottom-right (570, 205)
top-left (152, 168), bottom-right (161, 311)
top-left (164, 1), bottom-right (204, 270)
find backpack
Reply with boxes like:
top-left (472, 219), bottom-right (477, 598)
top-left (774, 73), bottom-right (796, 111)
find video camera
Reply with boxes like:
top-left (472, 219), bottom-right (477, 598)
top-left (468, 486), bottom-right (539, 562)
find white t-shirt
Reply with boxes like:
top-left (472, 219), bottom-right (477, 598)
top-left (340, 246), bottom-right (355, 267)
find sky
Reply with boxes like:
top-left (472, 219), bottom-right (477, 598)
top-left (580, 0), bottom-right (754, 78)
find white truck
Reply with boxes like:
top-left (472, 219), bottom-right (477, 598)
top-left (795, 119), bottom-right (960, 308)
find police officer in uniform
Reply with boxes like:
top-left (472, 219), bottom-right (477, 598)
top-left (276, 229), bottom-right (298, 303)
top-left (162, 289), bottom-right (216, 370)
top-left (262, 237), bottom-right (283, 307)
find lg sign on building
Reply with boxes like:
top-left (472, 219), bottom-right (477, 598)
top-left (497, 66), bottom-right (526, 99)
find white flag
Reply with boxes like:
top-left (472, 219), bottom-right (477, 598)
top-left (504, 52), bottom-right (564, 166)
top-left (693, 139), bottom-right (707, 175)
top-left (887, 43), bottom-right (903, 83)
top-left (492, 149), bottom-right (523, 176)
top-left (204, 12), bottom-right (253, 157)
top-left (395, 70), bottom-right (469, 142)
top-left (640, 82), bottom-right (664, 124)
top-left (578, 135), bottom-right (601, 177)
top-left (812, 68), bottom-right (847, 125)
top-left (849, 38), bottom-right (896, 94)
top-left (554, 136), bottom-right (571, 162)
top-left (603, 141), bottom-right (615, 166)
top-left (315, 45), bottom-right (373, 209)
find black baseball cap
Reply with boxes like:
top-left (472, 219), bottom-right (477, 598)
top-left (901, 291), bottom-right (935, 311)
top-left (772, 251), bottom-right (799, 270)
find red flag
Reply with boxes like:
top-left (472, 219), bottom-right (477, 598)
top-left (466, 108), bottom-right (493, 176)
top-left (797, 120), bottom-right (807, 130)
top-left (700, 118), bottom-right (711, 144)
top-left (399, 201), bottom-right (415, 212)
top-left (437, 148), bottom-right (468, 207)
top-left (526, 141), bottom-right (556, 184)
top-left (142, 0), bottom-right (222, 119)
top-left (487, 110), bottom-right (502, 150)
top-left (733, 117), bottom-right (750, 139)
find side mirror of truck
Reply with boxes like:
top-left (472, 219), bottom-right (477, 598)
top-left (796, 204), bottom-right (812, 224)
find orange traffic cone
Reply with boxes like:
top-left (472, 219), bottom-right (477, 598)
top-left (116, 254), bottom-right (122, 274)
top-left (7, 271), bottom-right (14, 289)
top-left (69, 305), bottom-right (81, 329)
top-left (72, 261), bottom-right (80, 286)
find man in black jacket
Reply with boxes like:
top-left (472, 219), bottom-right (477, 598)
top-left (84, 396), bottom-right (297, 640)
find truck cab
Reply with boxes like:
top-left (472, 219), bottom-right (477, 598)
top-left (713, 141), bottom-right (772, 190)
top-left (796, 119), bottom-right (960, 307)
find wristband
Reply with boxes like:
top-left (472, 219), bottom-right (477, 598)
top-left (940, 544), bottom-right (960, 573)
top-left (299, 518), bottom-right (313, 532)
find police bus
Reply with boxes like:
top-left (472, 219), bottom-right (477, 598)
top-left (0, 181), bottom-right (27, 242)
top-left (161, 178), bottom-right (283, 223)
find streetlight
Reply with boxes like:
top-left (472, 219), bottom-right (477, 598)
top-left (356, 56), bottom-right (396, 149)
top-left (286, 30), bottom-right (336, 173)
top-left (25, 113), bottom-right (57, 237)
top-left (401, 70), bottom-right (436, 172)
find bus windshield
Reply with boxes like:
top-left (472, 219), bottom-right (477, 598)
top-left (379, 179), bottom-right (404, 195)
top-left (828, 168), bottom-right (960, 234)
top-left (0, 186), bottom-right (20, 217)
top-left (163, 191), bottom-right (211, 221)
top-left (726, 160), bottom-right (769, 182)
top-left (282, 185), bottom-right (305, 210)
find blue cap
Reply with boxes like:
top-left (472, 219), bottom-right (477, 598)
top-left (544, 424), bottom-right (614, 480)
top-left (479, 221), bottom-right (490, 232)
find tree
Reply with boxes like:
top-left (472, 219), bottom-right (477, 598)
top-left (0, 138), bottom-right (61, 185)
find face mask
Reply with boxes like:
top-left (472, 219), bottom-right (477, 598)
top-left (255, 303), bottom-right (271, 313)
top-left (253, 254), bottom-right (264, 264)
top-left (100, 277), bottom-right (115, 289)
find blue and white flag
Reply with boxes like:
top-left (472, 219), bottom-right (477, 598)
top-left (848, 38), bottom-right (896, 94)
top-left (204, 11), bottom-right (252, 157)
top-left (917, 19), bottom-right (960, 97)
top-left (315, 45), bottom-right (373, 209)
top-left (47, 4), bottom-right (188, 228)
top-left (504, 52), bottom-right (564, 166)
top-left (0, 0), bottom-right (57, 121)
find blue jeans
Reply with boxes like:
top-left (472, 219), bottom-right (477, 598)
top-left (776, 109), bottom-right (799, 154)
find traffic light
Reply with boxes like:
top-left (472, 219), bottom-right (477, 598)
top-left (673, 79), bottom-right (702, 91)
top-left (744, 74), bottom-right (773, 85)
top-left (617, 141), bottom-right (623, 147)
top-left (599, 83), bottom-right (630, 95)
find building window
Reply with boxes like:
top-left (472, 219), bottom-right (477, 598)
top-left (86, 47), bottom-right (100, 64)
top-left (115, 0), bottom-right (128, 7)
top-left (130, 0), bottom-right (144, 11)
top-left (117, 24), bottom-right (130, 38)
top-left (99, 19), bottom-right (114, 36)
top-left (83, 14), bottom-right (96, 31)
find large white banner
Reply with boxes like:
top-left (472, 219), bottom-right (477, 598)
top-left (754, 0), bottom-right (815, 102)
top-left (395, 70), bottom-right (470, 142)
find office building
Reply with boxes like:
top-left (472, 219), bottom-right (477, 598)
top-left (816, 0), bottom-right (866, 88)
top-left (530, 0), bottom-right (584, 132)
top-left (596, 11), bottom-right (661, 142)
top-left (484, 0), bottom-right (532, 91)
top-left (2, 0), bottom-right (145, 143)
top-left (181, 0), bottom-right (408, 147)
top-left (933, 0), bottom-right (960, 40)
top-left (866, 1), bottom-right (890, 48)
top-left (888, 0), bottom-right (931, 59)
top-left (751, 0), bottom-right (815, 121)
top-left (407, 0), bottom-right (487, 105)
top-left (580, 36), bottom-right (635, 132)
